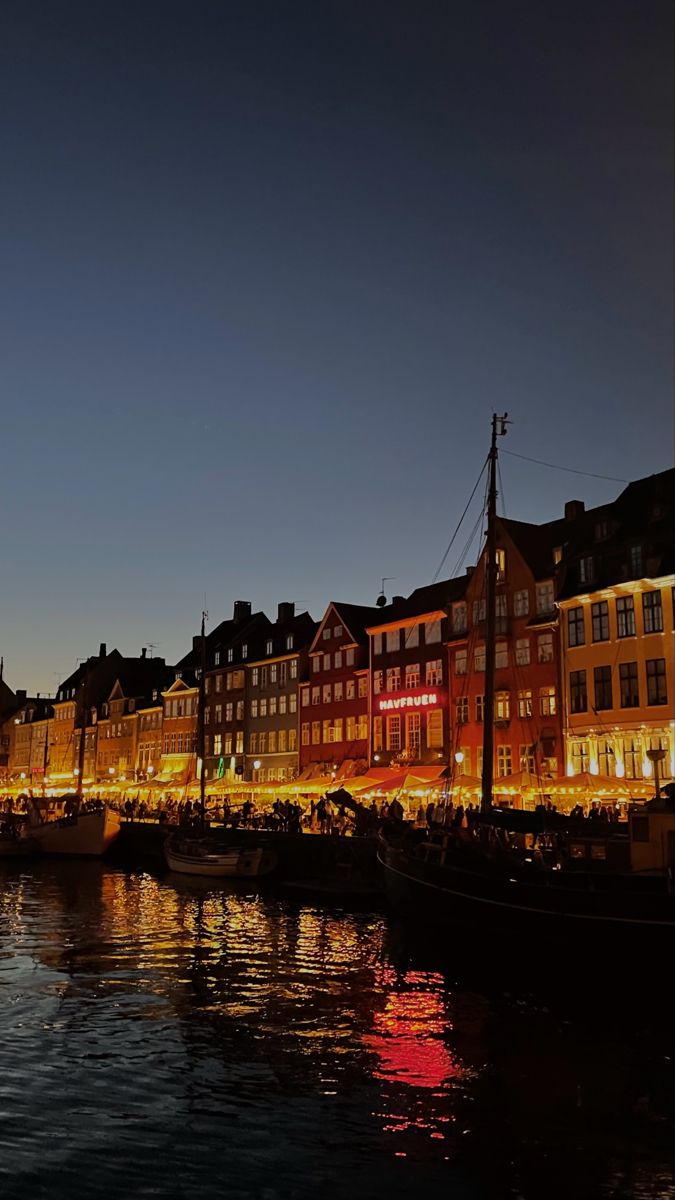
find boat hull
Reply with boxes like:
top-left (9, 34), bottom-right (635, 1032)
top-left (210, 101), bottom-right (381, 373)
top-left (31, 808), bottom-right (121, 857)
top-left (165, 838), bottom-right (277, 878)
top-left (378, 835), bottom-right (675, 941)
top-left (0, 837), bottom-right (40, 858)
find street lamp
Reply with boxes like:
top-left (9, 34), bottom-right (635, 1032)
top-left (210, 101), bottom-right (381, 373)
top-left (646, 747), bottom-right (667, 796)
top-left (253, 760), bottom-right (261, 770)
top-left (147, 764), bottom-right (154, 775)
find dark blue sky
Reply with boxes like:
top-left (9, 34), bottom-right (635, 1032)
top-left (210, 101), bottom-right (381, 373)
top-left (1, 0), bottom-right (672, 693)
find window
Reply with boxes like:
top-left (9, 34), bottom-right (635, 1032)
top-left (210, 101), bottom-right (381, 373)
top-left (301, 724), bottom-right (310, 746)
top-left (579, 556), bottom-right (595, 585)
top-left (373, 717), bottom-right (383, 751)
top-left (311, 722), bottom-right (321, 745)
top-left (259, 698), bottom-right (268, 718)
top-left (268, 731), bottom-right (277, 753)
top-left (334, 682), bottom-right (343, 702)
top-left (356, 715), bottom-right (368, 739)
top-left (515, 638), bottom-right (530, 667)
top-left (452, 603), bottom-right (467, 634)
top-left (426, 660), bottom-right (443, 686)
top-left (213, 734), bottom-right (222, 756)
top-left (615, 596), bottom-right (635, 639)
top-left (619, 662), bottom-right (639, 708)
top-left (496, 641), bottom-right (508, 669)
top-left (373, 670), bottom-right (384, 695)
top-left (495, 548), bottom-right (506, 581)
top-left (346, 648), bottom-right (355, 667)
top-left (334, 651), bottom-right (342, 670)
top-left (405, 663), bottom-right (420, 689)
top-left (269, 697), bottom-right (277, 716)
top-left (266, 640), bottom-right (273, 655)
top-left (227, 648), bottom-right (233, 663)
top-left (473, 599), bottom-right (486, 623)
top-left (301, 688), bottom-right (309, 708)
top-left (456, 697), bottom-right (468, 724)
top-left (623, 737), bottom-right (642, 779)
top-left (373, 634), bottom-right (383, 656)
top-left (285, 635), bottom-right (294, 651)
top-left (386, 667), bottom-right (401, 692)
top-left (311, 686), bottom-right (320, 705)
top-left (475, 695), bottom-right (485, 722)
top-left (289, 660), bottom-right (297, 680)
top-left (251, 667), bottom-right (259, 687)
top-left (646, 658), bottom-right (667, 705)
top-left (474, 646), bottom-right (486, 672)
top-left (215, 651), bottom-right (221, 667)
top-left (346, 716), bottom-right (356, 741)
top-left (495, 691), bottom-right (510, 721)
top-left (597, 738), bottom-right (613, 776)
top-left (513, 589), bottom-right (529, 617)
top-left (204, 706), bottom-right (211, 725)
top-left (322, 627), bottom-right (331, 640)
top-left (643, 591), bottom-right (663, 634)
top-left (289, 694), bottom-right (297, 714)
top-left (333, 625), bottom-right (342, 639)
top-left (383, 629), bottom-right (399, 653)
top-left (312, 657), bottom-right (320, 674)
top-left (260, 667), bottom-right (268, 688)
top-left (214, 704), bottom-right (222, 724)
top-left (358, 676), bottom-right (368, 698)
top-left (236, 700), bottom-right (244, 720)
top-left (519, 745), bottom-right (535, 773)
top-left (497, 746), bottom-right (512, 777)
top-left (288, 729), bottom-right (297, 752)
top-left (320, 654), bottom-right (329, 671)
top-left (322, 684), bottom-right (332, 704)
top-left (537, 633), bottom-right (553, 663)
top-left (270, 663), bottom-right (277, 684)
top-left (571, 741), bottom-right (590, 774)
top-left (567, 607), bottom-right (585, 647)
top-left (425, 620), bottom-right (441, 644)
top-left (455, 649), bottom-right (467, 676)
top-left (346, 680), bottom-right (355, 700)
top-left (249, 733), bottom-right (258, 754)
top-left (406, 624), bottom-right (420, 648)
top-left (250, 700), bottom-right (258, 719)
top-left (386, 715), bottom-right (401, 752)
top-left (322, 719), bottom-right (331, 743)
top-left (539, 686), bottom-right (556, 716)
top-left (224, 733), bottom-right (232, 754)
top-left (570, 670), bottom-right (587, 713)
top-left (536, 581), bottom-right (554, 614)
top-left (518, 690), bottom-right (532, 718)
top-left (591, 601), bottom-right (609, 642)
top-left (333, 719), bottom-right (343, 743)
top-left (593, 665), bottom-right (612, 710)
top-left (629, 545), bottom-right (643, 577)
top-left (406, 712), bottom-right (421, 753)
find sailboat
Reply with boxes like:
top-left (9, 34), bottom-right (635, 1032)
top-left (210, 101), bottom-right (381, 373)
top-left (378, 415), bottom-right (675, 944)
top-left (163, 612), bottom-right (277, 878)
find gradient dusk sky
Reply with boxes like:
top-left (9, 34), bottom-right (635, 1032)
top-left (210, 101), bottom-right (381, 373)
top-left (1, 0), bottom-right (672, 695)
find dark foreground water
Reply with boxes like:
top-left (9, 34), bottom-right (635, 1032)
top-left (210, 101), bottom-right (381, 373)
top-left (0, 862), bottom-right (672, 1200)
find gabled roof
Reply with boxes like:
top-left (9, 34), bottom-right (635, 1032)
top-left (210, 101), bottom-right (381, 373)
top-left (499, 517), bottom-right (566, 581)
top-left (367, 576), bottom-right (468, 630)
top-left (309, 601), bottom-right (386, 653)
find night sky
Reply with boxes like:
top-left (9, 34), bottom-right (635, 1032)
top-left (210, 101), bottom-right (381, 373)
top-left (1, 1), bottom-right (672, 695)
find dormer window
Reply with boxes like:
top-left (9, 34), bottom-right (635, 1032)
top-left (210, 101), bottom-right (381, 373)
top-left (214, 651), bottom-right (221, 666)
top-left (553, 546), bottom-right (562, 565)
top-left (578, 556), bottom-right (594, 585)
top-left (227, 648), bottom-right (234, 663)
top-left (266, 639), bottom-right (273, 655)
top-left (629, 545), bottom-right (643, 577)
top-left (241, 643), bottom-right (248, 659)
top-left (286, 635), bottom-right (294, 650)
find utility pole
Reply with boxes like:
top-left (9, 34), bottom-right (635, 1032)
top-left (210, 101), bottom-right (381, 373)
top-left (481, 412), bottom-right (510, 813)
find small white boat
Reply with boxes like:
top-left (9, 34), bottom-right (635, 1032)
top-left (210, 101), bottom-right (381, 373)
top-left (31, 805), bottom-right (121, 857)
top-left (164, 834), bottom-right (276, 878)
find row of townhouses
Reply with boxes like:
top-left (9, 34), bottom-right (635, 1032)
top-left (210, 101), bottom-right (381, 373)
top-left (1, 468), bottom-right (673, 791)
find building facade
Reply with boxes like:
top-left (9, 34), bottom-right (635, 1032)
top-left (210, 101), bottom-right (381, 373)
top-left (299, 602), bottom-right (379, 779)
top-left (246, 604), bottom-right (316, 783)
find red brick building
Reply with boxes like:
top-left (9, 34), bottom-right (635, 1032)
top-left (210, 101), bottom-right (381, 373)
top-left (447, 517), bottom-right (563, 785)
top-left (367, 580), bottom-right (468, 769)
top-left (299, 602), bottom-right (381, 779)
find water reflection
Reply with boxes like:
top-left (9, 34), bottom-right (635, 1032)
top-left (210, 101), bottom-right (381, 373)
top-left (0, 861), bottom-right (672, 1200)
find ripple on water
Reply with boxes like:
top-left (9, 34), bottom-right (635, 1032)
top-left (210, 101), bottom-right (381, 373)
top-left (0, 862), bottom-right (672, 1200)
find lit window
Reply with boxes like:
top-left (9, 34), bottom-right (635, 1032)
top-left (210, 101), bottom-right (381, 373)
top-left (406, 624), bottom-right (419, 648)
top-left (455, 650), bottom-right (467, 676)
top-left (536, 581), bottom-right (554, 615)
top-left (405, 712), bottom-right (421, 753)
top-left (456, 697), bottom-right (468, 724)
top-left (537, 633), bottom-right (553, 663)
top-left (323, 654), bottom-right (330, 671)
top-left (323, 684), bottom-right (332, 703)
top-left (497, 746), bottom-right (512, 777)
top-left (334, 682), bottom-right (343, 702)
top-left (517, 690), bottom-right (532, 718)
top-left (386, 715), bottom-right (401, 751)
top-left (346, 680), bottom-right (355, 700)
top-left (241, 644), bottom-right (248, 660)
top-left (495, 691), bottom-right (510, 721)
top-left (345, 648), bottom-right (355, 666)
top-left (358, 676), bottom-right (367, 698)
top-left (334, 625), bottom-right (342, 638)
top-left (311, 687), bottom-right (320, 705)
top-left (386, 667), bottom-right (401, 692)
top-left (334, 651), bottom-right (342, 669)
top-left (312, 657), bottom-right (320, 673)
top-left (426, 660), bottom-right (442, 686)
top-left (373, 634), bottom-right (383, 656)
top-left (539, 686), bottom-right (556, 716)
top-left (266, 640), bottom-right (273, 655)
top-left (425, 620), bottom-right (441, 644)
top-left (322, 628), bottom-right (331, 640)
top-left (373, 717), bottom-right (383, 751)
top-left (301, 723), bottom-right (310, 746)
top-left (373, 670), bottom-right (383, 695)
top-left (285, 635), bottom-right (294, 650)
top-left (386, 630), bottom-right (400, 653)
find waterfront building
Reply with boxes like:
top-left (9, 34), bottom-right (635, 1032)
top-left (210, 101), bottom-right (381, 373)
top-left (557, 470), bottom-right (674, 785)
top-left (367, 580), bottom-right (467, 769)
top-left (51, 645), bottom-right (124, 783)
top-left (246, 604), bottom-right (317, 784)
top-left (135, 696), bottom-right (164, 781)
top-left (447, 518), bottom-right (564, 785)
top-left (95, 654), bottom-right (170, 784)
top-left (159, 673), bottom-right (199, 786)
top-left (199, 602), bottom-right (271, 783)
top-left (299, 601), bottom-right (384, 780)
top-left (6, 696), bottom-right (54, 787)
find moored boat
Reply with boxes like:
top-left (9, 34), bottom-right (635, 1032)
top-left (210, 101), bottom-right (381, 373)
top-left (30, 804), bottom-right (121, 857)
top-left (165, 833), bottom-right (276, 877)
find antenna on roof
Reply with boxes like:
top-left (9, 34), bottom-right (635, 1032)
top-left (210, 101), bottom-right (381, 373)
top-left (377, 577), bottom-right (395, 608)
top-left (145, 643), bottom-right (158, 658)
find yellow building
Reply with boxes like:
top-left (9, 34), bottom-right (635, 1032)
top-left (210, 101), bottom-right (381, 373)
top-left (558, 470), bottom-right (674, 790)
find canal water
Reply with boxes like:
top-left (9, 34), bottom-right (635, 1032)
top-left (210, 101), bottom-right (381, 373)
top-left (0, 862), bottom-right (672, 1200)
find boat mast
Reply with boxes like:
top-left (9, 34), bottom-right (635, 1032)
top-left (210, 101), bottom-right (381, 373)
top-left (197, 610), bottom-right (207, 830)
top-left (481, 413), bottom-right (509, 814)
top-left (76, 667), bottom-right (88, 801)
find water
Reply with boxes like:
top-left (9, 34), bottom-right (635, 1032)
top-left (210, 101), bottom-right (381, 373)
top-left (0, 862), bottom-right (672, 1200)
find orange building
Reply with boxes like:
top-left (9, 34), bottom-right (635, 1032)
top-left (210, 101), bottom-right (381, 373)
top-left (159, 675), bottom-right (199, 786)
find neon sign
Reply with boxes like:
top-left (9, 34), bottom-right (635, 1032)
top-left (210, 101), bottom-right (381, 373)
top-left (379, 691), bottom-right (441, 712)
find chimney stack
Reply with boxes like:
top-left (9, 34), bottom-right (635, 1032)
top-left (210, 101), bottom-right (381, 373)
top-left (16, 689), bottom-right (26, 704)
top-left (466, 566), bottom-right (474, 576)
top-left (233, 600), bottom-right (252, 623)
top-left (141, 647), bottom-right (147, 659)
top-left (564, 500), bottom-right (585, 521)
top-left (277, 601), bottom-right (295, 624)
top-left (392, 595), bottom-right (405, 604)
top-left (99, 642), bottom-right (107, 658)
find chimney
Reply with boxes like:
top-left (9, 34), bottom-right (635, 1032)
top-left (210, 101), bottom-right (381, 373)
top-left (141, 647), bottom-right (147, 659)
top-left (392, 595), bottom-right (405, 604)
top-left (16, 690), bottom-right (26, 703)
top-left (99, 642), bottom-right (107, 658)
top-left (277, 601), bottom-right (295, 624)
top-left (233, 600), bottom-right (252, 623)
top-left (564, 500), bottom-right (585, 521)
top-left (465, 566), bottom-right (474, 576)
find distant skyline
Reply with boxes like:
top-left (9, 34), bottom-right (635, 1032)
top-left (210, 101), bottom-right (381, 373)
top-left (1, 0), bottom-right (672, 695)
